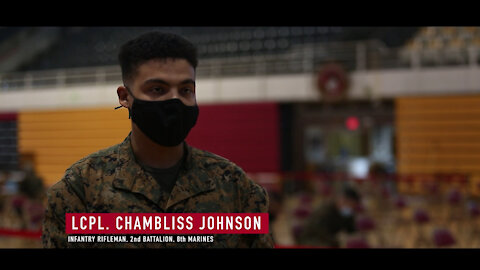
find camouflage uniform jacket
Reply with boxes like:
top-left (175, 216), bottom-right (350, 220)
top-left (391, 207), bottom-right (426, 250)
top-left (42, 134), bottom-right (274, 248)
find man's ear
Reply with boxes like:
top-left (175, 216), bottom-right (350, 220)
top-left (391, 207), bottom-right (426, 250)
top-left (117, 85), bottom-right (131, 108)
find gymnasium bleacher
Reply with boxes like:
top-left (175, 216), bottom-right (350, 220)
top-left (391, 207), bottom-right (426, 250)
top-left (11, 27), bottom-right (419, 72)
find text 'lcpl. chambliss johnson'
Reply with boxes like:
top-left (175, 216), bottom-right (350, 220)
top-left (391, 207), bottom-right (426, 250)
top-left (66, 213), bottom-right (269, 234)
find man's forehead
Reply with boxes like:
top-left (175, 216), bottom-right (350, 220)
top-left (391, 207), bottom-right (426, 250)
top-left (137, 58), bottom-right (194, 73)
top-left (135, 58), bottom-right (195, 85)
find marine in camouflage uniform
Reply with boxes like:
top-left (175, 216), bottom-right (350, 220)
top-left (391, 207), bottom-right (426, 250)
top-left (42, 134), bottom-right (274, 248)
top-left (297, 186), bottom-right (360, 248)
top-left (43, 31), bottom-right (274, 248)
top-left (297, 200), bottom-right (356, 248)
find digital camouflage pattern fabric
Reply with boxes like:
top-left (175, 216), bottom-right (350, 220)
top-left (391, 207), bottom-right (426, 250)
top-left (42, 134), bottom-right (274, 248)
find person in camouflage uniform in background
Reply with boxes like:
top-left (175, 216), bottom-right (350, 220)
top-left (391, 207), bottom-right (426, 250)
top-left (42, 31), bottom-right (274, 248)
top-left (297, 186), bottom-right (360, 248)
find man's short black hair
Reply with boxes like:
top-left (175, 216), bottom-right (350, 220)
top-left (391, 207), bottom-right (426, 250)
top-left (118, 31), bottom-right (198, 84)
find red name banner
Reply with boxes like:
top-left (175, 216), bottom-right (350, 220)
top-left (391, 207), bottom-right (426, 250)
top-left (66, 213), bottom-right (269, 234)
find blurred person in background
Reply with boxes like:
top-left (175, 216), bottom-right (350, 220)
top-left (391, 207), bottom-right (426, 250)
top-left (42, 31), bottom-right (273, 248)
top-left (0, 162), bottom-right (45, 230)
top-left (1, 170), bottom-right (23, 229)
top-left (17, 162), bottom-right (45, 230)
top-left (297, 185), bottom-right (361, 248)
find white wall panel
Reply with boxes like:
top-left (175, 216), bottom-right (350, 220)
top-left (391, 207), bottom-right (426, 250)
top-left (1, 66), bottom-right (480, 112)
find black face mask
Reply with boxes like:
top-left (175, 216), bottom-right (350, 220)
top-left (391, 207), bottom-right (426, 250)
top-left (118, 88), bottom-right (199, 147)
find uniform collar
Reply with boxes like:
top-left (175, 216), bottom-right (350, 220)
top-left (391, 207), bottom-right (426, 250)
top-left (112, 133), bottom-right (215, 210)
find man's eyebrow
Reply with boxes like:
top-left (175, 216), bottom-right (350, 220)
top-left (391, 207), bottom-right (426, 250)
top-left (180, 79), bottom-right (196, 86)
top-left (142, 78), bottom-right (196, 86)
top-left (142, 78), bottom-right (170, 86)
